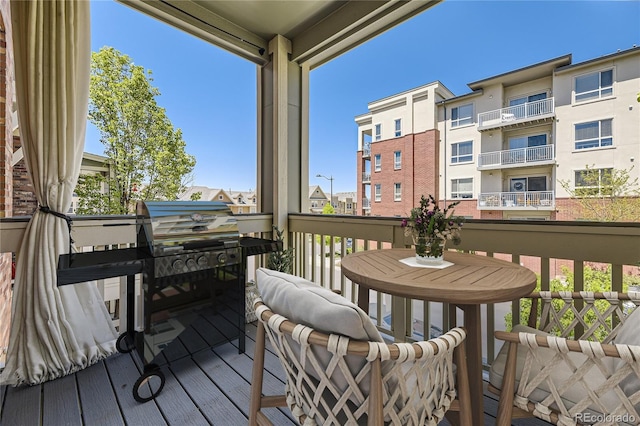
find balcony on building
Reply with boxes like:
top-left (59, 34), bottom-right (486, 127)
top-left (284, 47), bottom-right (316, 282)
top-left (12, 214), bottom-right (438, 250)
top-left (362, 197), bottom-right (371, 209)
top-left (477, 144), bottom-right (555, 170)
top-left (478, 191), bottom-right (555, 210)
top-left (362, 172), bottom-right (371, 183)
top-left (477, 98), bottom-right (555, 132)
top-left (362, 144), bottom-right (371, 159)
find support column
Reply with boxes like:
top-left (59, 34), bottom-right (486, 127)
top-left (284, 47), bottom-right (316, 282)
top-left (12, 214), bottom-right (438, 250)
top-left (257, 35), bottom-right (309, 234)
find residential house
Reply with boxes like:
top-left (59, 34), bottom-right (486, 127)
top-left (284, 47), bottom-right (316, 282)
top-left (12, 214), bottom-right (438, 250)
top-left (179, 185), bottom-right (257, 214)
top-left (308, 185), bottom-right (329, 214)
top-left (334, 191), bottom-right (357, 215)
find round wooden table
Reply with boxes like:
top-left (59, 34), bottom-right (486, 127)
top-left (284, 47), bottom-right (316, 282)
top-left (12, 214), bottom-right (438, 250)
top-left (341, 249), bottom-right (537, 425)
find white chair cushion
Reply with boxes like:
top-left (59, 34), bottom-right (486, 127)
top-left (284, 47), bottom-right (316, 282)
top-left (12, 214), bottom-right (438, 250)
top-left (611, 306), bottom-right (640, 399)
top-left (256, 268), bottom-right (383, 342)
top-left (490, 324), bottom-right (620, 416)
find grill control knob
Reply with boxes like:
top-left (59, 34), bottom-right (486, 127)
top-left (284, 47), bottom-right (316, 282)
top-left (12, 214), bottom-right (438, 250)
top-left (172, 259), bottom-right (185, 272)
top-left (217, 253), bottom-right (227, 264)
top-left (186, 258), bottom-right (197, 270)
top-left (197, 255), bottom-right (208, 267)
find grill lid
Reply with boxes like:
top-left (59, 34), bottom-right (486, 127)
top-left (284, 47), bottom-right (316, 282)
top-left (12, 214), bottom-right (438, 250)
top-left (137, 201), bottom-right (239, 256)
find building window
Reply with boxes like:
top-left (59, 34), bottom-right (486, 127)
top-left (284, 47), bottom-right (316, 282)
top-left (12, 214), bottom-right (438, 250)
top-left (451, 103), bottom-right (473, 128)
top-left (574, 168), bottom-right (613, 196)
top-left (394, 119), bottom-right (402, 137)
top-left (510, 176), bottom-right (547, 192)
top-left (218, 195), bottom-right (223, 200)
top-left (575, 119), bottom-right (612, 150)
top-left (346, 203), bottom-right (352, 209)
top-left (575, 69), bottom-right (613, 103)
top-left (451, 141), bottom-right (473, 164)
top-left (374, 124), bottom-right (381, 141)
top-left (509, 92), bottom-right (548, 118)
top-left (394, 183), bottom-right (401, 201)
top-left (394, 151), bottom-right (401, 169)
top-left (451, 178), bottom-right (473, 199)
top-left (238, 207), bottom-right (243, 213)
top-left (374, 154), bottom-right (381, 171)
top-left (374, 184), bottom-right (381, 202)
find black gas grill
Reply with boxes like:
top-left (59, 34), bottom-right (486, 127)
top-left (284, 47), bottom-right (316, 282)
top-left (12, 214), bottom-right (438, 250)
top-left (58, 201), bottom-right (281, 403)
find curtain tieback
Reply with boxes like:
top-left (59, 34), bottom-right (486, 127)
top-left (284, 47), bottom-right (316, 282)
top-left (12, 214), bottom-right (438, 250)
top-left (39, 205), bottom-right (75, 253)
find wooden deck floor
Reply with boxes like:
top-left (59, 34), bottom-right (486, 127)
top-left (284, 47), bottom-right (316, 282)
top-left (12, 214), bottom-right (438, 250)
top-left (0, 307), bottom-right (550, 426)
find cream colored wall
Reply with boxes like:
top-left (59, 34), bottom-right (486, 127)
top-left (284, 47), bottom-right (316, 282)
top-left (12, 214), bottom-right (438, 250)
top-left (503, 77), bottom-right (551, 105)
top-left (554, 52), bottom-right (640, 198)
top-left (363, 83), bottom-right (441, 143)
top-left (438, 96), bottom-right (482, 199)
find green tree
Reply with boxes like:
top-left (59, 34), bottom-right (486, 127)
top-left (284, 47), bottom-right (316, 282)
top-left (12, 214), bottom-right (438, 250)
top-left (505, 265), bottom-right (640, 340)
top-left (322, 202), bottom-right (335, 215)
top-left (80, 46), bottom-right (195, 214)
top-left (190, 191), bottom-right (202, 201)
top-left (559, 165), bottom-right (640, 222)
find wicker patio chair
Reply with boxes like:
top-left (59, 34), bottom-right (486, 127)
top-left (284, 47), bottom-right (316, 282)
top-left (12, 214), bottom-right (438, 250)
top-left (489, 291), bottom-right (640, 426)
top-left (249, 298), bottom-right (472, 425)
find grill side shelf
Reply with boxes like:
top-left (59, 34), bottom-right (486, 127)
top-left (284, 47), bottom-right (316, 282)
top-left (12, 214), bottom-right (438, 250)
top-left (57, 247), bottom-right (148, 286)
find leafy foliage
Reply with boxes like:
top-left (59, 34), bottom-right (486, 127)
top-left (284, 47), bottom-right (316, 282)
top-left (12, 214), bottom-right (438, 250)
top-left (267, 225), bottom-right (294, 274)
top-left (322, 203), bottom-right (335, 214)
top-left (505, 264), bottom-right (640, 340)
top-left (559, 165), bottom-right (640, 222)
top-left (401, 194), bottom-right (464, 257)
top-left (79, 47), bottom-right (196, 214)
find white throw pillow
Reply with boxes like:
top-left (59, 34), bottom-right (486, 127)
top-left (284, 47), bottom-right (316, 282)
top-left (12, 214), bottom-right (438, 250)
top-left (611, 306), bottom-right (640, 400)
top-left (256, 268), bottom-right (382, 342)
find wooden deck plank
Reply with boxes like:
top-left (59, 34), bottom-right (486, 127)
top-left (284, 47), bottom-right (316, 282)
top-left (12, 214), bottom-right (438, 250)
top-left (190, 313), bottom-right (229, 349)
top-left (153, 365), bottom-right (210, 426)
top-left (194, 344), bottom-right (295, 425)
top-left (176, 324), bottom-right (210, 355)
top-left (1, 314), bottom-right (551, 426)
top-left (75, 358), bottom-right (124, 426)
top-left (104, 353), bottom-right (167, 426)
top-left (1, 382), bottom-right (41, 426)
top-left (168, 355), bottom-right (247, 424)
top-left (42, 374), bottom-right (81, 426)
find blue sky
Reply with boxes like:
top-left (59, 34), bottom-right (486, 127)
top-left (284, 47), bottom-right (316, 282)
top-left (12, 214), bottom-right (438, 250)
top-left (88, 0), bottom-right (640, 194)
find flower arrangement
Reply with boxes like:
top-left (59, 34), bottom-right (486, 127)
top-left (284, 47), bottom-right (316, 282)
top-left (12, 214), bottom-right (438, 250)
top-left (401, 194), bottom-right (464, 260)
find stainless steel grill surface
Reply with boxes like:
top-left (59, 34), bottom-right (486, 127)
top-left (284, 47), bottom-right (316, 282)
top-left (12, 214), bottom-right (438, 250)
top-left (137, 201), bottom-right (242, 277)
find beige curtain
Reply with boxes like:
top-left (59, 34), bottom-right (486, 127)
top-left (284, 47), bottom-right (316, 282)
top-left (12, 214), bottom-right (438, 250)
top-left (1, 0), bottom-right (117, 386)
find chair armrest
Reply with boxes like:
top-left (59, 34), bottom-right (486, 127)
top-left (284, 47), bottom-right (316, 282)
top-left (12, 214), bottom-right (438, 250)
top-left (494, 330), bottom-right (626, 358)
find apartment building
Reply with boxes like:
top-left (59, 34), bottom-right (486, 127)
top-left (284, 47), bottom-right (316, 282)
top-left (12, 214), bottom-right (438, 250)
top-left (356, 46), bottom-right (640, 220)
top-left (355, 82), bottom-right (454, 217)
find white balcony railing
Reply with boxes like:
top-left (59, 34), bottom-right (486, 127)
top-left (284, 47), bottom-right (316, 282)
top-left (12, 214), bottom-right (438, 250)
top-left (478, 191), bottom-right (554, 209)
top-left (362, 146), bottom-right (371, 158)
top-left (477, 98), bottom-right (554, 130)
top-left (362, 198), bottom-right (371, 209)
top-left (2, 213), bottom-right (639, 381)
top-left (362, 172), bottom-right (371, 183)
top-left (478, 145), bottom-right (554, 170)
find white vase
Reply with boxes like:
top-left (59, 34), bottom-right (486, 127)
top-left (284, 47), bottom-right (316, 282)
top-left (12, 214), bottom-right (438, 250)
top-left (415, 253), bottom-right (444, 266)
top-left (412, 232), bottom-right (445, 265)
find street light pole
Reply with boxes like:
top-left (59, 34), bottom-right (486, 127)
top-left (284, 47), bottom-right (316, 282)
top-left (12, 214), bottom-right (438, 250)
top-left (316, 174), bottom-right (334, 209)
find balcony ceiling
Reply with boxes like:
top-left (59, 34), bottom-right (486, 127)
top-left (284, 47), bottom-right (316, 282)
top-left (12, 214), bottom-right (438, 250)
top-left (118, 0), bottom-right (442, 67)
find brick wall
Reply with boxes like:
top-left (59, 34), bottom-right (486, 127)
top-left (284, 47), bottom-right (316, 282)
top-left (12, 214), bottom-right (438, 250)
top-left (12, 135), bottom-right (36, 216)
top-left (370, 129), bottom-right (440, 217)
top-left (0, 2), bottom-right (13, 365)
